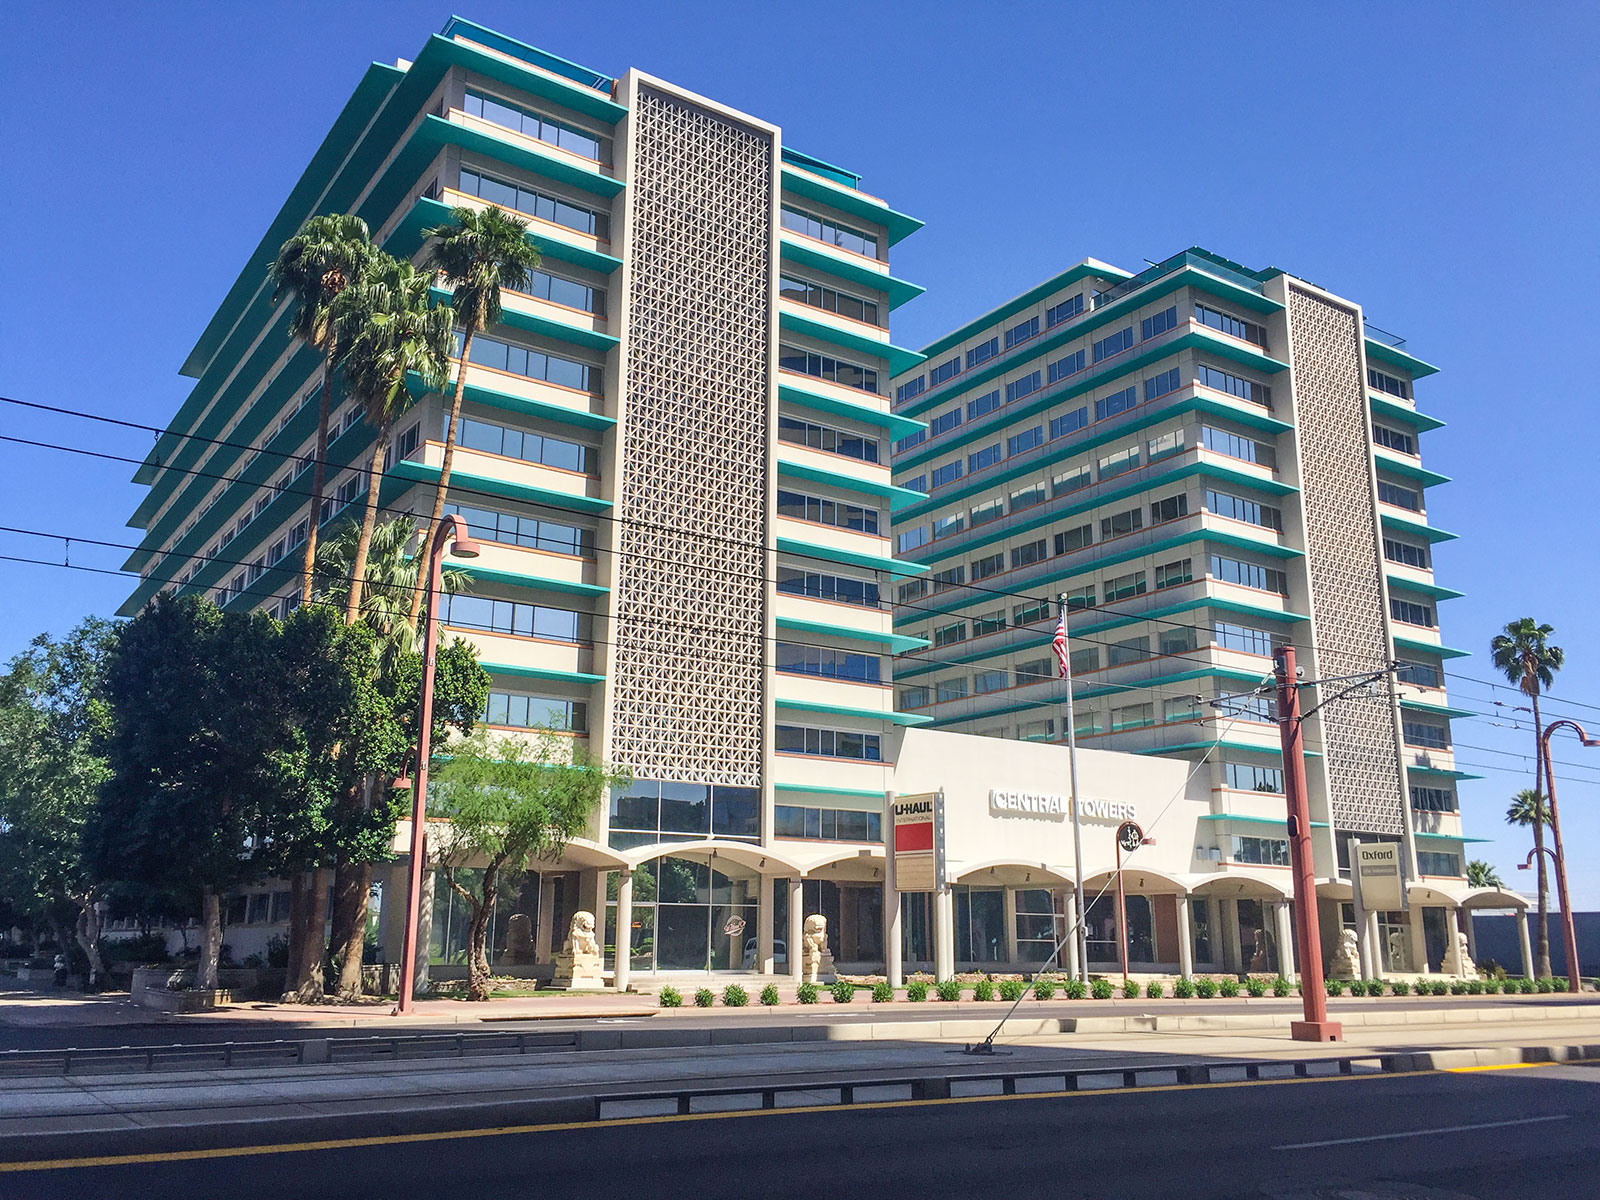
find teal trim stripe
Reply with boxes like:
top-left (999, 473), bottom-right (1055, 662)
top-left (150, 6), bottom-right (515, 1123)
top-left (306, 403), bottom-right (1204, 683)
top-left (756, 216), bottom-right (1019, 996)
top-left (1394, 636), bottom-right (1471, 661)
top-left (779, 239), bottom-right (923, 310)
top-left (1370, 393), bottom-right (1445, 432)
top-left (480, 660), bottom-right (605, 686)
top-left (1133, 740), bottom-right (1323, 759)
top-left (437, 20), bottom-right (621, 110)
top-left (387, 459), bottom-right (611, 515)
top-left (1399, 698), bottom-right (1476, 719)
top-left (775, 536), bottom-right (926, 577)
top-left (1380, 511), bottom-right (1457, 543)
top-left (917, 261), bottom-right (1129, 361)
top-left (1407, 764), bottom-right (1484, 781)
top-left (778, 382), bottom-right (927, 441)
top-left (406, 369), bottom-right (614, 433)
top-left (1199, 813), bottom-right (1330, 828)
top-left (777, 457), bottom-right (925, 511)
top-left (775, 698), bottom-right (931, 726)
top-left (1386, 575), bottom-right (1465, 601)
top-left (421, 114), bottom-right (623, 199)
top-left (430, 285), bottom-right (617, 352)
top-left (1365, 337), bottom-right (1439, 380)
top-left (1374, 450), bottom-right (1450, 488)
top-left (779, 311), bottom-right (926, 376)
top-left (457, 564), bottom-right (607, 598)
top-left (1414, 832), bottom-right (1492, 843)
top-left (776, 616), bottom-right (929, 654)
top-left (780, 165), bottom-right (922, 246)
top-left (389, 196), bottom-right (623, 276)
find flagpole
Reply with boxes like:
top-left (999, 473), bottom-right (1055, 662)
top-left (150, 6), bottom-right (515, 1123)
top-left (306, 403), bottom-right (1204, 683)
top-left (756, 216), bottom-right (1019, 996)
top-left (1058, 593), bottom-right (1088, 985)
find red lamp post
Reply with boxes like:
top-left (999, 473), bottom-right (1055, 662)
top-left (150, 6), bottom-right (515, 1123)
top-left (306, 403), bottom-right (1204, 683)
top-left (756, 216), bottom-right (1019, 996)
top-left (1537, 719), bottom-right (1597, 996)
top-left (394, 514), bottom-right (479, 1015)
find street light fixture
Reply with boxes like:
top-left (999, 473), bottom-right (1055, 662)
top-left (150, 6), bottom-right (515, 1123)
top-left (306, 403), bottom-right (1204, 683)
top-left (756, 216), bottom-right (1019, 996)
top-left (1537, 719), bottom-right (1597, 995)
top-left (394, 514), bottom-right (480, 1015)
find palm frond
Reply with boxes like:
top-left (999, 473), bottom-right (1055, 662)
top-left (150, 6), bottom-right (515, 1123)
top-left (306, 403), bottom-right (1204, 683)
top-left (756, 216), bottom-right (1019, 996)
top-left (312, 515), bottom-right (471, 660)
top-left (270, 213), bottom-right (374, 350)
top-left (424, 206), bottom-right (542, 339)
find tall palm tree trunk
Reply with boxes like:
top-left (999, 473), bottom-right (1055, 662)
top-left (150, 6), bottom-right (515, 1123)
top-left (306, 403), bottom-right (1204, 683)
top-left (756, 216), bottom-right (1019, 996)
top-left (345, 431), bottom-right (391, 624)
top-left (1530, 690), bottom-right (1551, 978)
top-left (299, 356), bottom-right (337, 604)
top-left (407, 329), bottom-right (476, 630)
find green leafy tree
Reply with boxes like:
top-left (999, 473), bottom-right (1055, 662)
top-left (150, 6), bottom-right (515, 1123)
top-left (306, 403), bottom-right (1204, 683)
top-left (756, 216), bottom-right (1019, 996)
top-left (1466, 860), bottom-right (1504, 888)
top-left (330, 253), bottom-right (454, 626)
top-left (1490, 618), bottom-right (1564, 977)
top-left (269, 213), bottom-right (375, 605)
top-left (407, 206), bottom-right (541, 630)
top-left (0, 620), bottom-right (115, 986)
top-left (430, 730), bottom-right (625, 1001)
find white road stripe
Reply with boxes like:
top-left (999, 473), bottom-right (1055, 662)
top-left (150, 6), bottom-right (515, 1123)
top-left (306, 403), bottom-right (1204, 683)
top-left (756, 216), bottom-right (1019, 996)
top-left (1275, 1113), bottom-right (1568, 1150)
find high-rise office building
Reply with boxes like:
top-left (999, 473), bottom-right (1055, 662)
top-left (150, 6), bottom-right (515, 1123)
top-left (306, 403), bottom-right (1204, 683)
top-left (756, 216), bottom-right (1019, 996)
top-left (887, 248), bottom-right (1472, 888)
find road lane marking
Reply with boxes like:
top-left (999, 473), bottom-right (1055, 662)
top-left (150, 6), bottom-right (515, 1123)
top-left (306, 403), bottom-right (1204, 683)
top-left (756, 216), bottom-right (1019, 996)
top-left (1275, 1114), bottom-right (1569, 1150)
top-left (0, 1063), bottom-right (1562, 1175)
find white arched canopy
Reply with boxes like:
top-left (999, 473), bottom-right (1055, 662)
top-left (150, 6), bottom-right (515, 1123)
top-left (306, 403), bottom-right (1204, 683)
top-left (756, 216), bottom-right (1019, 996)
top-left (953, 859), bottom-right (1076, 888)
top-left (618, 840), bottom-right (806, 877)
top-left (1461, 886), bottom-right (1530, 911)
top-left (1084, 867), bottom-right (1196, 895)
top-left (1190, 872), bottom-right (1293, 900)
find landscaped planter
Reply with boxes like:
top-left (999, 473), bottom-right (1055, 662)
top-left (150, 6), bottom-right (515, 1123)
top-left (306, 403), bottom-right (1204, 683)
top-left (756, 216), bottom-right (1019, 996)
top-left (137, 987), bottom-right (233, 1013)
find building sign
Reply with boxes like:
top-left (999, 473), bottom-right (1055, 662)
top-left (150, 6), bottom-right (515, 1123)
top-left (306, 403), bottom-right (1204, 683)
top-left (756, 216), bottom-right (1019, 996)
top-left (1353, 841), bottom-right (1407, 911)
top-left (892, 792), bottom-right (943, 892)
top-left (989, 790), bottom-right (1136, 824)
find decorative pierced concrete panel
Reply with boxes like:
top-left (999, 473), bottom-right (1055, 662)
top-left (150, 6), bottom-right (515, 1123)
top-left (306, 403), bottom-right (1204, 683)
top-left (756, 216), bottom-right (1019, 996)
top-left (1286, 286), bottom-right (1404, 835)
top-left (610, 86), bottom-right (772, 787)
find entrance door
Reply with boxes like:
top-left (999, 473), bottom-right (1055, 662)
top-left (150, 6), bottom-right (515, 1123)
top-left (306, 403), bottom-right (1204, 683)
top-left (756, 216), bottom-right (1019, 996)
top-left (1422, 906), bottom-right (1449, 971)
top-left (901, 892), bottom-right (932, 965)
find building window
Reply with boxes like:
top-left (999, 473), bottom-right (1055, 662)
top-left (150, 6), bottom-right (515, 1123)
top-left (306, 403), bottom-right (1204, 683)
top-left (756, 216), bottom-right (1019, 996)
top-left (1378, 481), bottom-right (1421, 511)
top-left (1006, 372), bottom-right (1042, 404)
top-left (485, 691), bottom-right (588, 733)
top-left (967, 337), bottom-right (1000, 369)
top-left (971, 498), bottom-right (1005, 527)
top-left (1005, 316), bottom-right (1039, 348)
top-left (464, 89), bottom-right (608, 161)
top-left (1384, 537), bottom-right (1430, 569)
top-left (974, 668), bottom-right (1009, 694)
top-left (779, 273), bottom-right (880, 326)
top-left (1107, 635), bottom-right (1150, 667)
top-left (1368, 368), bottom-right (1411, 399)
top-left (935, 677), bottom-right (968, 703)
top-left (458, 166), bottom-right (609, 239)
top-left (775, 725), bottom-right (882, 761)
top-left (967, 389), bottom-right (1001, 420)
top-left (1411, 786), bottom-right (1457, 812)
top-left (1100, 508), bottom-right (1143, 540)
top-left (1232, 836), bottom-right (1290, 866)
top-left (1053, 465), bottom-right (1092, 496)
top-left (1046, 294), bottom-right (1084, 326)
top-left (778, 416), bottom-right (880, 463)
top-left (1010, 482), bottom-right (1046, 512)
top-left (896, 376), bottom-right (926, 404)
top-left (1197, 364), bottom-right (1271, 407)
top-left (1064, 584), bottom-right (1096, 611)
top-left (1111, 702), bottom-right (1154, 731)
top-left (1095, 386), bottom-right (1138, 422)
top-left (777, 567), bottom-right (881, 608)
top-left (1007, 426), bottom-right (1043, 457)
top-left (774, 804), bottom-right (882, 843)
top-left (1144, 367), bottom-right (1182, 401)
top-left (1053, 524), bottom-right (1092, 556)
top-left (777, 489), bottom-right (880, 534)
top-left (1402, 720), bottom-right (1450, 749)
top-left (1226, 763), bottom-right (1283, 793)
top-left (899, 685), bottom-right (931, 709)
top-left (780, 205), bottom-right (878, 257)
top-left (896, 429), bottom-right (927, 453)
top-left (1010, 539), bottom-right (1047, 569)
top-left (929, 357), bottom-right (961, 387)
top-left (931, 459), bottom-right (964, 489)
top-left (1213, 622), bottom-right (1276, 656)
top-left (1105, 570), bottom-right (1147, 601)
top-left (1049, 349), bottom-right (1086, 383)
top-left (515, 267), bottom-right (605, 315)
top-left (1372, 425), bottom-right (1415, 455)
top-left (457, 415), bottom-right (598, 473)
top-left (897, 579), bottom-right (928, 604)
top-left (1164, 695), bottom-right (1201, 723)
top-left (971, 552), bottom-right (1005, 581)
top-left (968, 444), bottom-right (1002, 472)
top-left (1016, 657), bottom-right (1054, 684)
top-left (1206, 489), bottom-right (1283, 531)
top-left (928, 407), bottom-right (963, 438)
top-left (932, 622), bottom-right (966, 648)
top-left (1092, 327), bottom-right (1134, 362)
top-left (440, 595), bottom-right (590, 642)
top-left (1148, 429), bottom-right (1185, 462)
top-left (1194, 303), bottom-right (1267, 348)
top-left (1150, 493), bottom-right (1189, 525)
top-left (1017, 718), bottom-right (1056, 742)
top-left (1097, 444), bottom-right (1140, 480)
top-left (1155, 558), bottom-right (1192, 589)
top-left (1140, 306), bottom-right (1178, 340)
top-left (931, 512), bottom-right (964, 540)
top-left (972, 610), bottom-right (1007, 636)
top-left (1390, 598), bottom-right (1436, 627)
top-left (1417, 851), bottom-right (1461, 877)
top-left (1014, 599), bottom-right (1052, 625)
top-left (1209, 554), bottom-right (1289, 596)
top-left (778, 344), bottom-right (879, 394)
top-left (930, 566), bottom-right (965, 593)
top-left (1396, 660), bottom-right (1441, 688)
top-left (1201, 425), bottom-right (1276, 468)
top-left (1160, 626), bottom-right (1197, 655)
top-left (776, 643), bottom-right (882, 683)
top-left (463, 332), bottom-right (601, 394)
top-left (1051, 407), bottom-right (1088, 439)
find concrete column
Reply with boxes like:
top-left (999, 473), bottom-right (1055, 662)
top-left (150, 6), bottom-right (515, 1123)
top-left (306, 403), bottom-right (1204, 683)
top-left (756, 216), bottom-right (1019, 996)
top-left (413, 864), bottom-right (435, 994)
top-left (756, 874), bottom-right (775, 975)
top-left (787, 878), bottom-right (803, 983)
top-left (534, 874), bottom-right (556, 964)
top-left (613, 869), bottom-right (633, 993)
top-left (1463, 908), bottom-right (1478, 962)
top-left (1408, 907), bottom-right (1430, 974)
top-left (933, 886), bottom-right (955, 981)
top-left (1062, 891), bottom-right (1081, 979)
top-left (1219, 899), bottom-right (1240, 974)
top-left (1002, 888), bottom-right (1020, 968)
top-left (1517, 910), bottom-right (1535, 979)
top-left (1176, 895), bottom-right (1194, 978)
top-left (582, 869), bottom-right (606, 927)
top-left (378, 861), bottom-right (407, 966)
top-left (1360, 909), bottom-right (1381, 979)
top-left (1275, 901), bottom-right (1296, 976)
top-left (884, 869), bottom-right (903, 988)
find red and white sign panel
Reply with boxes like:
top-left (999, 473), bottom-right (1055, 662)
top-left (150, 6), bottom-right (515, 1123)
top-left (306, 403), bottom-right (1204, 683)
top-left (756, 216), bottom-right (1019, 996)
top-left (892, 792), bottom-right (940, 892)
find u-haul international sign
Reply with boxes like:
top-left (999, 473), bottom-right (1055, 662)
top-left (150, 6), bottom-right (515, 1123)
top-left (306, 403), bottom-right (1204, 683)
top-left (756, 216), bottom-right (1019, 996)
top-left (989, 790), bottom-right (1136, 824)
top-left (892, 792), bottom-right (943, 892)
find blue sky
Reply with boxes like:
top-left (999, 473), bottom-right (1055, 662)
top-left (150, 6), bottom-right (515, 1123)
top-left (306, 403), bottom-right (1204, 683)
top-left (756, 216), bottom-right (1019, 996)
top-left (3, 2), bottom-right (1598, 904)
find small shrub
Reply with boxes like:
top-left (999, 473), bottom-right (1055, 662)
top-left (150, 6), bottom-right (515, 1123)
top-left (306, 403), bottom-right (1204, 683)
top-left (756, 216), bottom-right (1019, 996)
top-left (937, 979), bottom-right (961, 1002)
top-left (1535, 976), bottom-right (1554, 993)
top-left (830, 980), bottom-right (856, 1004)
top-left (722, 984), bottom-right (748, 1008)
top-left (1063, 977), bottom-right (1087, 1000)
top-left (658, 986), bottom-right (682, 1008)
top-left (1091, 978), bottom-right (1114, 1000)
top-left (1145, 980), bottom-right (1164, 999)
top-left (1519, 977), bottom-right (1537, 994)
top-left (1033, 980), bottom-right (1057, 1000)
top-left (998, 979), bottom-right (1026, 1002)
top-left (797, 981), bottom-right (819, 1005)
top-left (1479, 979), bottom-right (1499, 995)
top-left (694, 987), bottom-right (716, 1008)
top-left (973, 978), bottom-right (995, 1002)
top-left (1433, 979), bottom-right (1452, 996)
top-left (872, 980), bottom-right (894, 1003)
top-left (1122, 979), bottom-right (1141, 999)
top-left (1466, 978), bottom-right (1485, 995)
top-left (1353, 979), bottom-right (1374, 997)
top-left (1245, 977), bottom-right (1267, 997)
top-left (759, 984), bottom-right (780, 1006)
top-left (1389, 980), bottom-right (1411, 996)
top-left (1272, 976), bottom-right (1292, 997)
top-left (1218, 977), bottom-right (1240, 998)
top-left (1449, 980), bottom-right (1468, 995)
top-left (1174, 977), bottom-right (1195, 998)
top-left (1325, 979), bottom-right (1345, 997)
top-left (1194, 977), bottom-right (1218, 999)
top-left (906, 980), bottom-right (929, 1002)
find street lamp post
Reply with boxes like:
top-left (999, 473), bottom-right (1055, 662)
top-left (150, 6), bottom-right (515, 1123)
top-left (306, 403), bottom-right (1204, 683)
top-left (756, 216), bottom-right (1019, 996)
top-left (1536, 719), bottom-right (1597, 995)
top-left (394, 514), bottom-right (480, 1016)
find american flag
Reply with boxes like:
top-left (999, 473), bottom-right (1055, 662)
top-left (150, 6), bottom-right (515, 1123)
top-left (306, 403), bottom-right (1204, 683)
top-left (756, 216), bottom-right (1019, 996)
top-left (1052, 608), bottom-right (1071, 677)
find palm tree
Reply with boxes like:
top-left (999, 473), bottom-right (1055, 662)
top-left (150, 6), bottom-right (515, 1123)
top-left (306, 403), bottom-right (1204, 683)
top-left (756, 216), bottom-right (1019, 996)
top-left (1466, 860), bottom-right (1504, 889)
top-left (313, 515), bottom-right (470, 664)
top-left (406, 206), bottom-right (541, 629)
top-left (330, 253), bottom-right (454, 627)
top-left (269, 214), bottom-right (374, 606)
top-left (1490, 619), bottom-right (1564, 977)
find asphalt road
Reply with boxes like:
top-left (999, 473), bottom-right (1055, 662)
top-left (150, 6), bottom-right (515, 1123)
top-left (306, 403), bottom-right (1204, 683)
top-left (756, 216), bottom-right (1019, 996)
top-left (4, 1061), bottom-right (1596, 1199)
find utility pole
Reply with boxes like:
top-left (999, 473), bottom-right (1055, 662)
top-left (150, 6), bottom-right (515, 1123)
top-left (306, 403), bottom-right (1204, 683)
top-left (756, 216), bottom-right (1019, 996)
top-left (1274, 644), bottom-right (1341, 1042)
top-left (1059, 594), bottom-right (1088, 984)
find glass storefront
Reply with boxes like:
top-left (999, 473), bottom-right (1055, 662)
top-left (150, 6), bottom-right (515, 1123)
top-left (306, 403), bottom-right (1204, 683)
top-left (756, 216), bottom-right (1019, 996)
top-left (1190, 897), bottom-right (1215, 967)
top-left (604, 856), bottom-right (760, 972)
top-left (1085, 893), bottom-right (1153, 964)
top-left (1237, 898), bottom-right (1279, 973)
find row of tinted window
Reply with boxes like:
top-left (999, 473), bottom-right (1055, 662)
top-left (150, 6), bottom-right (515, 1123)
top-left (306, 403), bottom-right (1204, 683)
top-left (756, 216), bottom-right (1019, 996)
top-left (463, 89), bottom-right (609, 163)
top-left (484, 690), bottom-right (588, 733)
top-left (780, 205), bottom-right (878, 258)
top-left (610, 779), bottom-right (760, 840)
top-left (439, 594), bottom-right (591, 642)
top-left (443, 502), bottom-right (594, 557)
top-left (463, 331), bottom-right (600, 393)
top-left (776, 725), bottom-right (882, 760)
top-left (780, 274), bottom-right (880, 326)
top-left (775, 642), bottom-right (882, 682)
top-left (778, 415), bottom-right (879, 462)
top-left (774, 805), bottom-right (882, 842)
top-left (516, 268), bottom-right (605, 316)
top-left (458, 166), bottom-right (609, 238)
top-left (777, 566), bottom-right (880, 607)
top-left (456, 415), bottom-right (598, 474)
top-left (778, 345), bottom-right (879, 394)
top-left (777, 488), bottom-right (879, 534)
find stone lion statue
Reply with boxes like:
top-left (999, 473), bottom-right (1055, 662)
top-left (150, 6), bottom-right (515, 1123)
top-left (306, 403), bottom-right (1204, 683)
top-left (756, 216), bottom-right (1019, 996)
top-left (1446, 929), bottom-right (1476, 978)
top-left (565, 910), bottom-right (599, 958)
top-left (801, 913), bottom-right (834, 983)
top-left (1329, 927), bottom-right (1360, 979)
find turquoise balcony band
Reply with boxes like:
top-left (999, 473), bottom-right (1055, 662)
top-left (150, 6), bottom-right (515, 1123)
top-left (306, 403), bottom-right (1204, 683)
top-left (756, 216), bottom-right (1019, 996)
top-left (775, 536), bottom-right (928, 577)
top-left (1386, 575), bottom-right (1464, 601)
top-left (1413, 832), bottom-right (1491, 843)
top-left (1380, 511), bottom-right (1457, 543)
top-left (436, 20), bottom-right (623, 114)
top-left (1399, 698), bottom-right (1476, 719)
top-left (776, 616), bottom-right (929, 655)
top-left (1199, 813), bottom-right (1329, 828)
top-left (778, 382), bottom-right (927, 441)
top-left (1393, 636), bottom-right (1471, 661)
top-left (1370, 393), bottom-right (1446, 432)
top-left (779, 239), bottom-right (924, 310)
top-left (774, 783), bottom-right (887, 800)
top-left (1374, 451), bottom-right (1450, 488)
top-left (774, 698), bottom-right (932, 727)
top-left (453, 563), bottom-right (608, 599)
top-left (387, 460), bottom-right (612, 515)
top-left (776, 457), bottom-right (926, 511)
top-left (780, 165), bottom-right (923, 246)
top-left (778, 311), bottom-right (926, 376)
top-left (389, 196), bottom-right (623, 276)
top-left (429, 286), bottom-right (617, 352)
top-left (1407, 764), bottom-right (1483, 781)
top-left (406, 369), bottom-right (614, 434)
top-left (479, 661), bottom-right (605, 686)
top-left (1365, 337), bottom-right (1439, 380)
top-left (1133, 741), bottom-right (1322, 759)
